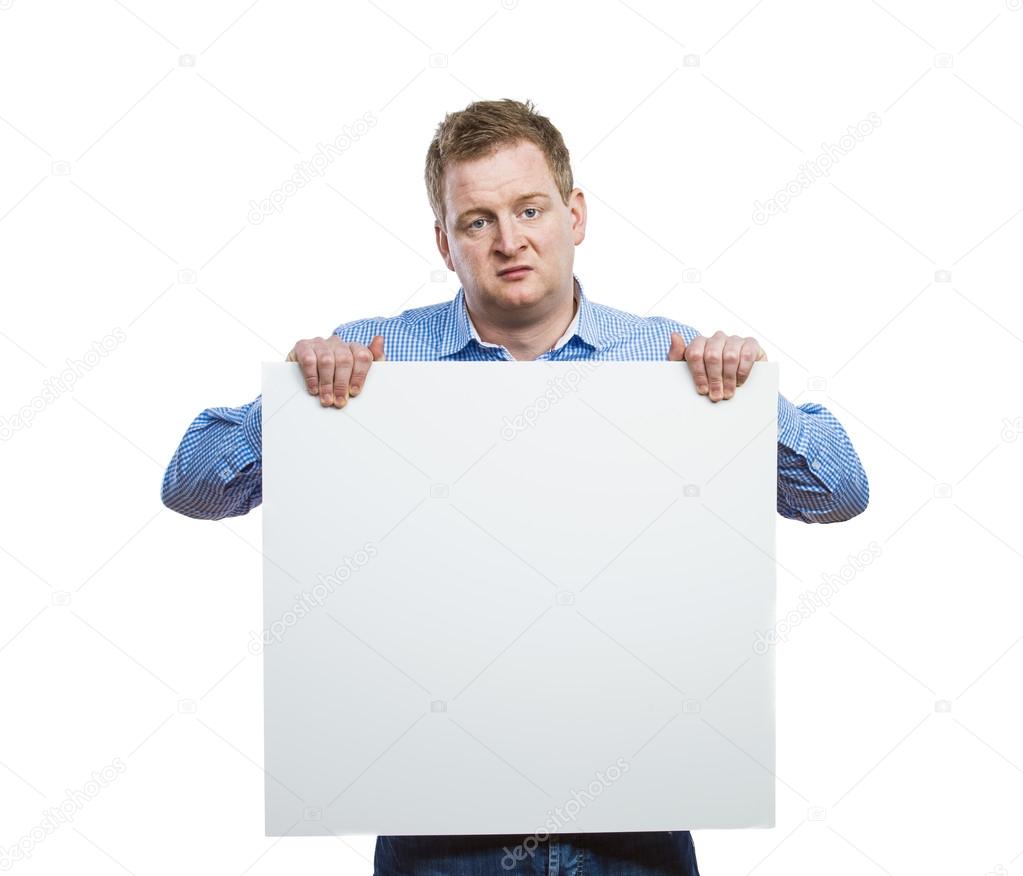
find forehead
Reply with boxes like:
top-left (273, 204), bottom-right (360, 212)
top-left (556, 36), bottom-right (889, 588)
top-left (443, 140), bottom-right (557, 211)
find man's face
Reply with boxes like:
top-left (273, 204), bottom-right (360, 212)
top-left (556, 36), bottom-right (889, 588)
top-left (435, 139), bottom-right (586, 321)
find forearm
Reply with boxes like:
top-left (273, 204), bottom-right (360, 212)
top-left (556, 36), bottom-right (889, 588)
top-left (776, 394), bottom-right (869, 524)
top-left (161, 396), bottom-right (263, 520)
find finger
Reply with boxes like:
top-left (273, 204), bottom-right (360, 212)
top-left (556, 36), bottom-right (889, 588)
top-left (313, 340), bottom-right (338, 406)
top-left (667, 331), bottom-right (687, 362)
top-left (348, 344), bottom-right (374, 397)
top-left (369, 334), bottom-right (386, 362)
top-left (330, 341), bottom-right (353, 408)
top-left (293, 340), bottom-right (320, 395)
top-left (685, 335), bottom-right (708, 395)
top-left (703, 331), bottom-right (727, 402)
top-left (720, 336), bottom-right (743, 399)
top-left (735, 337), bottom-right (760, 388)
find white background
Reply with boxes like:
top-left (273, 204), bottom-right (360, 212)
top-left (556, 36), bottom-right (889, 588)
top-left (0, 1), bottom-right (1021, 874)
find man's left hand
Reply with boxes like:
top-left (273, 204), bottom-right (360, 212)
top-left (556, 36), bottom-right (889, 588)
top-left (668, 330), bottom-right (767, 402)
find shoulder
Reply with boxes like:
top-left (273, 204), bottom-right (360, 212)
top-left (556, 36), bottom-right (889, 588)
top-left (587, 298), bottom-right (701, 355)
top-left (330, 298), bottom-right (451, 346)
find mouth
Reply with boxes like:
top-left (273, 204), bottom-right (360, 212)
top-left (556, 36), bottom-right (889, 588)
top-left (497, 266), bottom-right (533, 280)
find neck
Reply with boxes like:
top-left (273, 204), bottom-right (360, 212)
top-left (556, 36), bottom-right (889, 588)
top-left (468, 277), bottom-right (578, 361)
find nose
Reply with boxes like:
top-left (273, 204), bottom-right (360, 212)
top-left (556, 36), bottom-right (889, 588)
top-left (494, 214), bottom-right (525, 256)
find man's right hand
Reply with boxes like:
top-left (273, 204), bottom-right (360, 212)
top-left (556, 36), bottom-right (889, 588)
top-left (286, 335), bottom-right (386, 408)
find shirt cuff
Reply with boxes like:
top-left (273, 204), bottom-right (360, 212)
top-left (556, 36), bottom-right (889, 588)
top-left (777, 392), bottom-right (802, 451)
top-left (242, 395), bottom-right (262, 457)
top-left (217, 397), bottom-right (262, 483)
top-left (777, 392), bottom-right (839, 490)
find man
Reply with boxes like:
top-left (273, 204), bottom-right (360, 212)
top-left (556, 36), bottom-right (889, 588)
top-left (163, 98), bottom-right (868, 875)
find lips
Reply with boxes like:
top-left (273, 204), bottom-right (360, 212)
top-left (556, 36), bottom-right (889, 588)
top-left (498, 266), bottom-right (532, 277)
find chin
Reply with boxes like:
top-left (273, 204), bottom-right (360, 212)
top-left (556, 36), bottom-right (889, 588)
top-left (492, 283), bottom-right (546, 308)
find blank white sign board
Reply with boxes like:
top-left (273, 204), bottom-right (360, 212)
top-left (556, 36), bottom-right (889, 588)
top-left (262, 361), bottom-right (777, 836)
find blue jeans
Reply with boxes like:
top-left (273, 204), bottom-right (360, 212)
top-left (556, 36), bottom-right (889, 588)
top-left (374, 831), bottom-right (700, 875)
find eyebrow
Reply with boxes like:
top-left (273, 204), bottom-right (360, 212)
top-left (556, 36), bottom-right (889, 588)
top-left (456, 192), bottom-right (551, 224)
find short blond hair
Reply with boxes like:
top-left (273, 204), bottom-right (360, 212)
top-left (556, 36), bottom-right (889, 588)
top-left (425, 98), bottom-right (574, 231)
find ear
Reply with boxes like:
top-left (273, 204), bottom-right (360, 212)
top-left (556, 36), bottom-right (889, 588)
top-left (434, 220), bottom-right (455, 272)
top-left (569, 188), bottom-right (586, 246)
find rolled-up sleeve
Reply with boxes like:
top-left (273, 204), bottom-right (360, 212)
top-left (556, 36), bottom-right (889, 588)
top-left (161, 395), bottom-right (263, 520)
top-left (776, 393), bottom-right (869, 524)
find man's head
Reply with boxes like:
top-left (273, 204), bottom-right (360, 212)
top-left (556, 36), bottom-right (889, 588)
top-left (426, 99), bottom-right (586, 324)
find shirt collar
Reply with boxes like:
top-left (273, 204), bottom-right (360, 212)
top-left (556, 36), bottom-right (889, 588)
top-left (434, 274), bottom-right (611, 358)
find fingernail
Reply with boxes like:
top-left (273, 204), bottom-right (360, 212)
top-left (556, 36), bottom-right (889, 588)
top-left (324, 393), bottom-right (333, 404)
top-left (350, 386), bottom-right (360, 396)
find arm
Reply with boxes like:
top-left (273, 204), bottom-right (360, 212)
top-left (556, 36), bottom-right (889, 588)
top-left (776, 393), bottom-right (869, 524)
top-left (161, 397), bottom-right (263, 520)
top-left (161, 334), bottom-right (385, 521)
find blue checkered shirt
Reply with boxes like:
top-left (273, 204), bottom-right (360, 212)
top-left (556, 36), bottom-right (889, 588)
top-left (162, 275), bottom-right (869, 523)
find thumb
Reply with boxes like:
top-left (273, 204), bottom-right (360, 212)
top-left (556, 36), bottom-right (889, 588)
top-left (667, 331), bottom-right (688, 362)
top-left (370, 334), bottom-right (386, 362)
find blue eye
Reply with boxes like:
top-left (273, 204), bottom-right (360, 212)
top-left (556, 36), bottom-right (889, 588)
top-left (469, 218), bottom-right (486, 230)
top-left (523, 208), bottom-right (539, 218)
